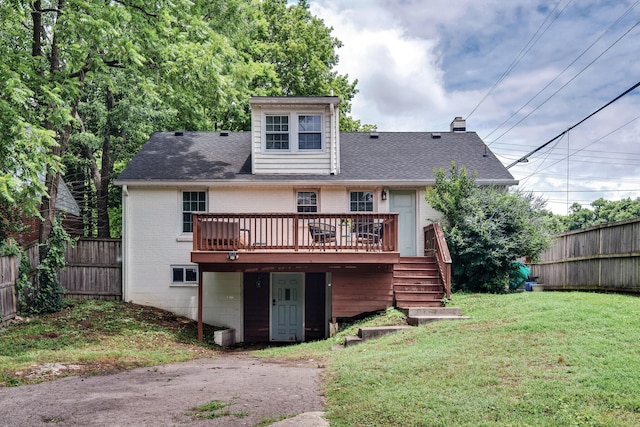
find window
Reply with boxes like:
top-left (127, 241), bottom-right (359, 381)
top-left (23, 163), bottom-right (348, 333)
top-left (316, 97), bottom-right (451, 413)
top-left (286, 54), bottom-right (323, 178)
top-left (350, 191), bottom-right (374, 212)
top-left (182, 191), bottom-right (206, 233)
top-left (171, 265), bottom-right (198, 284)
top-left (298, 115), bottom-right (321, 150)
top-left (297, 191), bottom-right (318, 212)
top-left (266, 115), bottom-right (289, 150)
top-left (264, 113), bottom-right (322, 151)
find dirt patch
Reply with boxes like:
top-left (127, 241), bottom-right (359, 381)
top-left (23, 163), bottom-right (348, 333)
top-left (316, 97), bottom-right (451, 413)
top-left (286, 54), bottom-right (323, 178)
top-left (0, 353), bottom-right (325, 426)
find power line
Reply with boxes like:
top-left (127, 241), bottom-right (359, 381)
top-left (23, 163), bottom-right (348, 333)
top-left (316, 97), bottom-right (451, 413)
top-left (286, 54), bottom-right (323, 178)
top-left (505, 80), bottom-right (640, 169)
top-left (512, 119), bottom-right (640, 179)
top-left (466, 0), bottom-right (569, 120)
top-left (484, 0), bottom-right (640, 142)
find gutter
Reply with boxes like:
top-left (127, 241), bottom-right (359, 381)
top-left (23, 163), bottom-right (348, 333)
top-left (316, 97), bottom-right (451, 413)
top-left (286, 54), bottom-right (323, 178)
top-left (114, 178), bottom-right (519, 188)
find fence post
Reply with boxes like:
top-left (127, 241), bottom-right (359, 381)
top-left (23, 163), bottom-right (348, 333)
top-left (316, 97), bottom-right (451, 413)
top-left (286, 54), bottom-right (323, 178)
top-left (10, 255), bottom-right (17, 318)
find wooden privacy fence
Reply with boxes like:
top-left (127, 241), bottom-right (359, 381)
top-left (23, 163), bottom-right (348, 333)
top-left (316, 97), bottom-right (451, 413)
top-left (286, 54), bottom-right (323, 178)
top-left (0, 255), bottom-right (17, 324)
top-left (0, 238), bottom-right (121, 322)
top-left (529, 218), bottom-right (640, 293)
top-left (60, 238), bottom-right (122, 300)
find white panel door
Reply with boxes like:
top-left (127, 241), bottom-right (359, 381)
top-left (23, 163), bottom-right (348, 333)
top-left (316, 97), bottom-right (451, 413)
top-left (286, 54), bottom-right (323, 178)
top-left (390, 191), bottom-right (417, 256)
top-left (271, 273), bottom-right (304, 341)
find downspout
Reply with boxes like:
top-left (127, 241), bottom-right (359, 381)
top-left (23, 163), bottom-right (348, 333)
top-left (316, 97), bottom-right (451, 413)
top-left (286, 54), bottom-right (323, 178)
top-left (121, 185), bottom-right (129, 302)
top-left (330, 102), bottom-right (337, 175)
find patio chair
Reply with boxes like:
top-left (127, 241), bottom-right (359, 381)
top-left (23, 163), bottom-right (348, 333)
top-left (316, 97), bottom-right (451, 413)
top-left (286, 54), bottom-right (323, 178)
top-left (353, 220), bottom-right (383, 248)
top-left (308, 222), bottom-right (336, 249)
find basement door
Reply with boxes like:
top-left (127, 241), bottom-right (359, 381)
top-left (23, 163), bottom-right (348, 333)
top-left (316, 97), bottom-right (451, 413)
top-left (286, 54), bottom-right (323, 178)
top-left (270, 273), bottom-right (304, 341)
top-left (390, 190), bottom-right (417, 256)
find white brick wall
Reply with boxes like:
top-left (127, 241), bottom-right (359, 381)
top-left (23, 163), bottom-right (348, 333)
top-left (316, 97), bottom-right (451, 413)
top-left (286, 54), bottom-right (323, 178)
top-left (122, 184), bottom-right (441, 335)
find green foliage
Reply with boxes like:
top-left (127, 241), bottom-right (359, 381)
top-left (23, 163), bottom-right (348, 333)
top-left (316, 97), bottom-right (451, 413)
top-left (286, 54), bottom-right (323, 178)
top-left (187, 400), bottom-right (236, 419)
top-left (559, 198), bottom-right (640, 231)
top-left (36, 0), bottom-right (368, 238)
top-left (427, 163), bottom-right (554, 293)
top-left (20, 217), bottom-right (75, 315)
top-left (0, 201), bottom-right (27, 243)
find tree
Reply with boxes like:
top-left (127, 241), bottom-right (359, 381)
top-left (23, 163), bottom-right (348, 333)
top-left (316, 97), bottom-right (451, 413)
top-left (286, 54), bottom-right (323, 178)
top-left (0, 4), bottom-right (60, 221)
top-left (427, 163), bottom-right (554, 293)
top-left (559, 198), bottom-right (640, 231)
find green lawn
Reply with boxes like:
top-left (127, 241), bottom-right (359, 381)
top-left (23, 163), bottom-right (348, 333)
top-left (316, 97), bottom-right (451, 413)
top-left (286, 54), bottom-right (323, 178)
top-left (2, 293), bottom-right (639, 426)
top-left (259, 292), bottom-right (640, 426)
top-left (0, 299), bottom-right (219, 386)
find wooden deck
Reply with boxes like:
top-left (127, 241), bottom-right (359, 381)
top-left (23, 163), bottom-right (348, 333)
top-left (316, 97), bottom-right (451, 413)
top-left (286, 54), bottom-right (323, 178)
top-left (192, 212), bottom-right (400, 266)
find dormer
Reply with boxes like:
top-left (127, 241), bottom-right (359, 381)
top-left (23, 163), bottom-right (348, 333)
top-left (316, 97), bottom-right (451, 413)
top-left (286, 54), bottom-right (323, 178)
top-left (248, 96), bottom-right (340, 175)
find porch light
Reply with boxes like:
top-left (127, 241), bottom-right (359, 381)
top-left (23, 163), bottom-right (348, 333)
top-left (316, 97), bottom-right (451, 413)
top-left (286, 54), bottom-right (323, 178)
top-left (381, 190), bottom-right (387, 201)
top-left (227, 252), bottom-right (239, 261)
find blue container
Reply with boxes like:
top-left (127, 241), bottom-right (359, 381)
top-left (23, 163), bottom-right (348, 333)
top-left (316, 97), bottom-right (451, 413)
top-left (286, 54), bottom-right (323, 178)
top-left (525, 281), bottom-right (537, 292)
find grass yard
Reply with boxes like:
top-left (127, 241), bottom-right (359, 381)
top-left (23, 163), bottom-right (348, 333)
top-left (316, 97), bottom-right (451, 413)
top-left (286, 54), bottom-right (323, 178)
top-left (0, 299), bottom-right (219, 386)
top-left (258, 292), bottom-right (640, 426)
top-left (1, 292), bottom-right (639, 426)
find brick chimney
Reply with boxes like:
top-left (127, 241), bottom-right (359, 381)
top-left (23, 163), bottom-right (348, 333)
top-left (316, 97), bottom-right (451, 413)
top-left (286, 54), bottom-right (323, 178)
top-left (450, 116), bottom-right (466, 132)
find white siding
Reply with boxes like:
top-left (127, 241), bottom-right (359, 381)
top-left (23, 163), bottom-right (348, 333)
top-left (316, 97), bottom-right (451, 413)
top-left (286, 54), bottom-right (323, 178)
top-left (251, 103), bottom-right (338, 175)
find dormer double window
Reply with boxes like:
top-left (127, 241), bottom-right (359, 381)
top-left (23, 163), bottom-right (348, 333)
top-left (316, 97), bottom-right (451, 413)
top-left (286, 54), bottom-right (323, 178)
top-left (265, 113), bottom-right (322, 152)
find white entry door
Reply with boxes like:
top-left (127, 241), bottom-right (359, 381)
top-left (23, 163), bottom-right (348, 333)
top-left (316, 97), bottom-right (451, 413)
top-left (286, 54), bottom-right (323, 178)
top-left (271, 273), bottom-right (304, 341)
top-left (390, 191), bottom-right (417, 256)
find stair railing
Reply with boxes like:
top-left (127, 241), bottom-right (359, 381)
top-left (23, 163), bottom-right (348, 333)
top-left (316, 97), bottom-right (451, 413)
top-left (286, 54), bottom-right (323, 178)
top-left (424, 223), bottom-right (452, 299)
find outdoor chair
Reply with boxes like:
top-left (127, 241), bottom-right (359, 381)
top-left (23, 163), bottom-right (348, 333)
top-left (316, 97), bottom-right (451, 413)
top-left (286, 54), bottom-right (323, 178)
top-left (308, 222), bottom-right (337, 250)
top-left (353, 220), bottom-right (384, 249)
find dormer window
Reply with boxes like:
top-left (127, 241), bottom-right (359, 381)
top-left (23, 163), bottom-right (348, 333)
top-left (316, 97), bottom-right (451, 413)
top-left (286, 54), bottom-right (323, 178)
top-left (263, 113), bottom-right (323, 152)
top-left (266, 115), bottom-right (290, 150)
top-left (298, 115), bottom-right (321, 150)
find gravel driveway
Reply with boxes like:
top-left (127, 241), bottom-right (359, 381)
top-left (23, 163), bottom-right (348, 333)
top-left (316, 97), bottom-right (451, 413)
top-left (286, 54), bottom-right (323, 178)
top-left (0, 354), bottom-right (326, 426)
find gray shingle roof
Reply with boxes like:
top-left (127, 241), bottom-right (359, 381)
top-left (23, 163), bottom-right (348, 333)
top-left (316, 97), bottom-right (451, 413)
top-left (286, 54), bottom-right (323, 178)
top-left (116, 131), bottom-right (515, 184)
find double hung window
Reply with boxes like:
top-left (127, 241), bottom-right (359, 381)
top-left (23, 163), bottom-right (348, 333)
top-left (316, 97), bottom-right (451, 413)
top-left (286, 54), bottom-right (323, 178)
top-left (297, 191), bottom-right (318, 212)
top-left (298, 115), bottom-right (321, 150)
top-left (264, 114), bottom-right (322, 151)
top-left (266, 115), bottom-right (290, 150)
top-left (350, 191), bottom-right (374, 212)
top-left (182, 191), bottom-right (206, 233)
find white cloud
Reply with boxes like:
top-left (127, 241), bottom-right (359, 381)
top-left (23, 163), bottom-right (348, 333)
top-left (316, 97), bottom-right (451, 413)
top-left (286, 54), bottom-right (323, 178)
top-left (310, 0), bottom-right (640, 213)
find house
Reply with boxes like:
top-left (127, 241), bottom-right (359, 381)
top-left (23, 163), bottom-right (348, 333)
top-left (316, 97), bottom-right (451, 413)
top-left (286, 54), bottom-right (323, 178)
top-left (16, 177), bottom-right (82, 245)
top-left (115, 96), bottom-right (516, 344)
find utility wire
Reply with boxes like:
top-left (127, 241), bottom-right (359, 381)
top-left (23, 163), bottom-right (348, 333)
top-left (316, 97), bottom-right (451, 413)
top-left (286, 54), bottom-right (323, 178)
top-left (505, 80), bottom-right (640, 169)
top-left (485, 0), bottom-right (640, 142)
top-left (501, 113), bottom-right (640, 172)
top-left (466, 0), bottom-right (568, 119)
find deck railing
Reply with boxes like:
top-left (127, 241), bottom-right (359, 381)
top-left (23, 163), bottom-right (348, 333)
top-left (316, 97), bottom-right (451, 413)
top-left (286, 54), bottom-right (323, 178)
top-left (424, 222), bottom-right (452, 299)
top-left (193, 213), bottom-right (398, 253)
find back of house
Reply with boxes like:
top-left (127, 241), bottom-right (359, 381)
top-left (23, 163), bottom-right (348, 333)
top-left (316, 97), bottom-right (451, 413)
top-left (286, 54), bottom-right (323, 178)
top-left (115, 96), bottom-right (516, 343)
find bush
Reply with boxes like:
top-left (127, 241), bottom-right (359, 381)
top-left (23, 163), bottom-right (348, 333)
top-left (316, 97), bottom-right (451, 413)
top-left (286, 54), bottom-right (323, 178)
top-left (427, 163), bottom-right (553, 293)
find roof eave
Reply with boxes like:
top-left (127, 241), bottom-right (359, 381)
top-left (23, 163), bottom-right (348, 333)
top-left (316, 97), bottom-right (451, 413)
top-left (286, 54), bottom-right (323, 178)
top-left (114, 178), bottom-right (519, 188)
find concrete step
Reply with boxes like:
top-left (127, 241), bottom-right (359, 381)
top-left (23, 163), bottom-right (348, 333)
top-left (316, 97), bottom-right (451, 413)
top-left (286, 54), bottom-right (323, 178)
top-left (344, 335), bottom-right (364, 347)
top-left (402, 307), bottom-right (462, 317)
top-left (358, 325), bottom-right (413, 340)
top-left (396, 300), bottom-right (444, 308)
top-left (407, 315), bottom-right (470, 326)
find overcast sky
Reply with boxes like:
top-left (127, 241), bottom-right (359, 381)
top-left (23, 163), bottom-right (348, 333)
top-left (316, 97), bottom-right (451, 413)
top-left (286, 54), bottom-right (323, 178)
top-left (309, 0), bottom-right (640, 214)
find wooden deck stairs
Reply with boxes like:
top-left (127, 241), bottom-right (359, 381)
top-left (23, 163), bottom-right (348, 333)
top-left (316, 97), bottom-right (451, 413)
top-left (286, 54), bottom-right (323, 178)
top-left (393, 256), bottom-right (445, 308)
